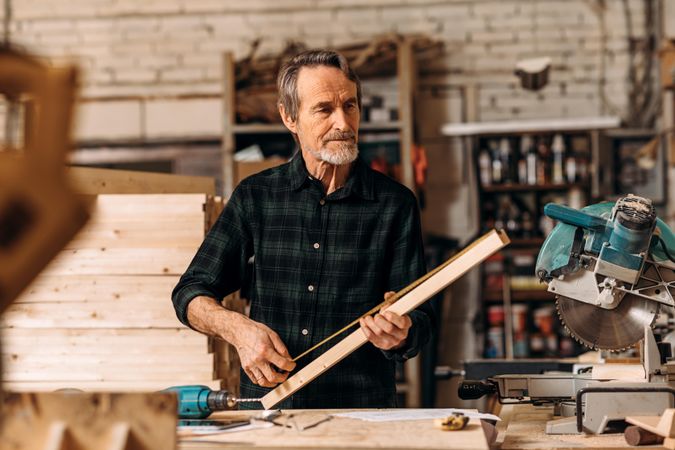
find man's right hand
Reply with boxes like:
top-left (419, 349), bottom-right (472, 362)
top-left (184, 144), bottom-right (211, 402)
top-left (186, 296), bottom-right (296, 388)
top-left (233, 317), bottom-right (296, 388)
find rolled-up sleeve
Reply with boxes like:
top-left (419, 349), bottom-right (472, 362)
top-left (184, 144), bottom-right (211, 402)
top-left (171, 187), bottom-right (252, 327)
top-left (382, 194), bottom-right (435, 362)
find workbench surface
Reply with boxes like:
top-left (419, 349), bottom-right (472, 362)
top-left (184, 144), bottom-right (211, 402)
top-left (178, 409), bottom-right (489, 450)
top-left (498, 404), bottom-right (665, 449)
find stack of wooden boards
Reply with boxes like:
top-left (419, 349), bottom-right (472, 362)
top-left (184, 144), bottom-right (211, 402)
top-left (1, 190), bottom-right (241, 393)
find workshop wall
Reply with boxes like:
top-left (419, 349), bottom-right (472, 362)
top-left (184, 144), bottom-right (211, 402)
top-left (2, 0), bottom-right (645, 142)
top-left (1, 0), bottom-right (650, 240)
top-left (0, 0), bottom-right (654, 409)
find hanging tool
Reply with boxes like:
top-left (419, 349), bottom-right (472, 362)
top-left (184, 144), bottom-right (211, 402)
top-left (165, 385), bottom-right (261, 419)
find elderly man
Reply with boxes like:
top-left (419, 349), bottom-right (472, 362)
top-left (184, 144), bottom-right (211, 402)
top-left (172, 49), bottom-right (434, 409)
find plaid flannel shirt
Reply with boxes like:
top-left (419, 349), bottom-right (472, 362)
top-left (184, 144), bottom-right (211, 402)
top-left (172, 152), bottom-right (434, 409)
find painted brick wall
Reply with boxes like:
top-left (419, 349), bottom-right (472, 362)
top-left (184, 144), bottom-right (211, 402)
top-left (1, 0), bottom-right (651, 237)
top-left (3, 0), bottom-right (646, 141)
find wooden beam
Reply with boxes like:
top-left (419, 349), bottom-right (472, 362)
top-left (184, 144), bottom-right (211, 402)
top-left (261, 229), bottom-right (510, 409)
top-left (40, 247), bottom-right (194, 276)
top-left (4, 380), bottom-right (222, 392)
top-left (2, 301), bottom-right (186, 328)
top-left (67, 167), bottom-right (216, 195)
top-left (15, 275), bottom-right (179, 303)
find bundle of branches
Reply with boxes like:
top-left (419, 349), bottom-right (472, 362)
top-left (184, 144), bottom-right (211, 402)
top-left (234, 34), bottom-right (442, 124)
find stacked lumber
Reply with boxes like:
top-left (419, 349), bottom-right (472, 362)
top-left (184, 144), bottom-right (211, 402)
top-left (1, 193), bottom-right (241, 393)
top-left (235, 34), bottom-right (443, 123)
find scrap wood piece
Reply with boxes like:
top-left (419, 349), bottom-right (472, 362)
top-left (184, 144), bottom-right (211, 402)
top-left (261, 229), bottom-right (510, 409)
top-left (626, 409), bottom-right (675, 449)
top-left (0, 392), bottom-right (176, 450)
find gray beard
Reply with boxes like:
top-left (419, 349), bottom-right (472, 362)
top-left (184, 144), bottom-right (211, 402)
top-left (307, 141), bottom-right (359, 166)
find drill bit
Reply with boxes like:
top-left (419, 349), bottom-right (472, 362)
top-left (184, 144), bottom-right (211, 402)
top-left (235, 397), bottom-right (262, 403)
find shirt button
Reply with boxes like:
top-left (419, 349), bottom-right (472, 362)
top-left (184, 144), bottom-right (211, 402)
top-left (302, 328), bottom-right (309, 336)
top-left (308, 285), bottom-right (315, 292)
top-left (319, 199), bottom-right (326, 206)
top-left (313, 243), bottom-right (320, 249)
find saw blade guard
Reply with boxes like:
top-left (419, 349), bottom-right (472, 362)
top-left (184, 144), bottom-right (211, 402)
top-left (535, 197), bottom-right (675, 350)
top-left (535, 202), bottom-right (613, 281)
top-left (535, 201), bottom-right (675, 281)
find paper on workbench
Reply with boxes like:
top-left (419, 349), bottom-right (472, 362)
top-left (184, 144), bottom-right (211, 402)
top-left (332, 409), bottom-right (500, 422)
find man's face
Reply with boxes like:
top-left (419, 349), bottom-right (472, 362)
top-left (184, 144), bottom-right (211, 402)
top-left (283, 65), bottom-right (360, 166)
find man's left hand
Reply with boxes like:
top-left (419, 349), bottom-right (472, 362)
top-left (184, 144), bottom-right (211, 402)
top-left (359, 291), bottom-right (412, 351)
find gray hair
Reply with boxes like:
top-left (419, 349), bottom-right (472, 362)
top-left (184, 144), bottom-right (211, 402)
top-left (277, 49), bottom-right (362, 122)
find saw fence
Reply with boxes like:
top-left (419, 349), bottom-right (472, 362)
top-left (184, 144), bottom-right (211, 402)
top-left (1, 168), bottom-right (244, 394)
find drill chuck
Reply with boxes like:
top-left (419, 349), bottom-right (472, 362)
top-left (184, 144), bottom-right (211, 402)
top-left (207, 389), bottom-right (237, 410)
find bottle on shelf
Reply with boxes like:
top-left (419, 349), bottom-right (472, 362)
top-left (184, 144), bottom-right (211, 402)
top-left (499, 138), bottom-right (513, 184)
top-left (490, 140), bottom-right (502, 184)
top-left (504, 199), bottom-right (521, 238)
top-left (521, 210), bottom-right (535, 238)
top-left (512, 304), bottom-right (529, 358)
top-left (551, 134), bottom-right (565, 184)
top-left (518, 136), bottom-right (530, 185)
top-left (478, 146), bottom-right (492, 187)
top-left (485, 305), bottom-right (505, 358)
top-left (533, 306), bottom-right (558, 357)
top-left (536, 137), bottom-right (550, 185)
top-left (565, 147), bottom-right (577, 184)
top-left (525, 136), bottom-right (538, 186)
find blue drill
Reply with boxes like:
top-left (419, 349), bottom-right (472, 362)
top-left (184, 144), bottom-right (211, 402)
top-left (164, 385), bottom-right (260, 419)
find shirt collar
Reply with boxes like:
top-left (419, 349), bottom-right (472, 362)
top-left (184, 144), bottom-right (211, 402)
top-left (289, 151), bottom-right (375, 201)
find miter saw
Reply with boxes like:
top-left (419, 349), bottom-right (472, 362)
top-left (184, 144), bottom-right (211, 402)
top-left (460, 194), bottom-right (675, 434)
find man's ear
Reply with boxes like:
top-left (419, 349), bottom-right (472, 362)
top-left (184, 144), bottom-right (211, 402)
top-left (278, 104), bottom-right (298, 134)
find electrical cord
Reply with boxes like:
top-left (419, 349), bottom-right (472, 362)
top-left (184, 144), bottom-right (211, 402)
top-left (658, 236), bottom-right (675, 263)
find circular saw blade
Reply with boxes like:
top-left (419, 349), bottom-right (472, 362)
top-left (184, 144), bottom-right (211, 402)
top-left (556, 294), bottom-right (658, 351)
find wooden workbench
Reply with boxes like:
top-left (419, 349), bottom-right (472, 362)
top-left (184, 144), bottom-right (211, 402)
top-left (178, 409), bottom-right (489, 450)
top-left (498, 404), bottom-right (666, 449)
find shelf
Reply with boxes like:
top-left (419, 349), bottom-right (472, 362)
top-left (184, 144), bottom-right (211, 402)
top-left (484, 290), bottom-right (554, 302)
top-left (480, 183), bottom-right (587, 193)
top-left (231, 124), bottom-right (287, 134)
top-left (440, 116), bottom-right (620, 137)
top-left (230, 121), bottom-right (403, 134)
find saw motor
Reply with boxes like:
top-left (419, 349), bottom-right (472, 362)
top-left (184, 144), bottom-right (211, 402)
top-left (536, 194), bottom-right (675, 351)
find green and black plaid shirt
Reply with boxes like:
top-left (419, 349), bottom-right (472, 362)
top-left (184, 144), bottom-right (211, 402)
top-left (172, 152), bottom-right (434, 409)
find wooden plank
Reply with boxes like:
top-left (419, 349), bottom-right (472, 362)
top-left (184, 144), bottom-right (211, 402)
top-left (2, 327), bottom-right (205, 344)
top-left (85, 194), bottom-right (207, 220)
top-left (180, 410), bottom-right (488, 450)
top-left (15, 275), bottom-right (179, 303)
top-left (5, 379), bottom-right (222, 392)
top-left (500, 404), bottom-right (631, 449)
top-left (2, 301), bottom-right (185, 328)
top-left (2, 392), bottom-right (176, 450)
top-left (66, 218), bottom-right (203, 249)
top-left (4, 352), bottom-right (214, 367)
top-left (4, 365), bottom-right (215, 382)
top-left (261, 230), bottom-right (510, 409)
top-left (40, 247), bottom-right (194, 276)
top-left (5, 342), bottom-right (207, 355)
top-left (68, 167), bottom-right (216, 195)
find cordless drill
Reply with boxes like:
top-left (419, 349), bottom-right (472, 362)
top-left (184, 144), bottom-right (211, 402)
top-left (164, 385), bottom-right (260, 419)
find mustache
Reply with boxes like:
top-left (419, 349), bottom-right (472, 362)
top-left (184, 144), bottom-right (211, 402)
top-left (323, 131), bottom-right (356, 142)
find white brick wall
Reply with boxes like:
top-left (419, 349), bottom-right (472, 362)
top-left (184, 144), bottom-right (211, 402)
top-left (2, 0), bottom-right (648, 147)
top-left (1, 0), bottom-right (655, 407)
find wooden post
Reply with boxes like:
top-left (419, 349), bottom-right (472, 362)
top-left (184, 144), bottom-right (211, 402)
top-left (397, 38), bottom-right (415, 193)
top-left (222, 52), bottom-right (236, 198)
